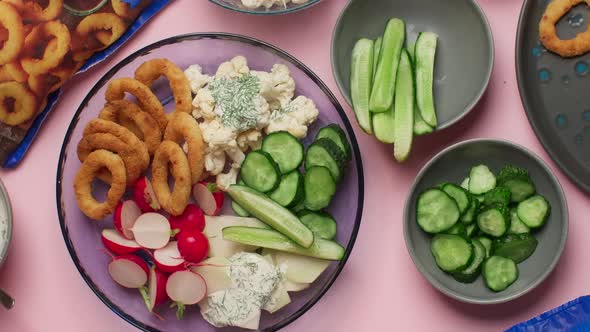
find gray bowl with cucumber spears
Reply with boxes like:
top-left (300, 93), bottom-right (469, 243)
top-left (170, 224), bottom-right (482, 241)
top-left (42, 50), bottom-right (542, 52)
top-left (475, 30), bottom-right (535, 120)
top-left (332, 0), bottom-right (494, 133)
top-left (403, 139), bottom-right (568, 304)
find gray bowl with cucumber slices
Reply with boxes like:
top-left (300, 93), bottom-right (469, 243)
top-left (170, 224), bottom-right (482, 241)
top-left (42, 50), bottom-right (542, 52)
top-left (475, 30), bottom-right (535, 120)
top-left (403, 139), bottom-right (568, 304)
top-left (331, 0), bottom-right (494, 132)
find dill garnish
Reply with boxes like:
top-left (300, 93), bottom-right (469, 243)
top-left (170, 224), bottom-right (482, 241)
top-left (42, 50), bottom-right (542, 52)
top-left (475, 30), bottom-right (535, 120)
top-left (209, 74), bottom-right (261, 131)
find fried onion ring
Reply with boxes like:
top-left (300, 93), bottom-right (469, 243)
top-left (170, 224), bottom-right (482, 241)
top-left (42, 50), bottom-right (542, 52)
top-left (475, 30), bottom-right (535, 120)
top-left (82, 118), bottom-right (149, 171)
top-left (77, 133), bottom-right (146, 185)
top-left (0, 82), bottom-right (37, 125)
top-left (539, 0), bottom-right (590, 57)
top-left (0, 2), bottom-right (25, 65)
top-left (164, 112), bottom-right (205, 184)
top-left (21, 0), bottom-right (63, 22)
top-left (20, 21), bottom-right (70, 75)
top-left (28, 58), bottom-right (82, 96)
top-left (5, 61), bottom-right (28, 83)
top-left (74, 149), bottom-right (126, 220)
top-left (111, 0), bottom-right (141, 19)
top-left (99, 100), bottom-right (162, 155)
top-left (105, 77), bottom-right (168, 132)
top-left (134, 58), bottom-right (192, 116)
top-left (0, 66), bottom-right (10, 82)
top-left (73, 13), bottom-right (126, 62)
top-left (152, 140), bottom-right (191, 216)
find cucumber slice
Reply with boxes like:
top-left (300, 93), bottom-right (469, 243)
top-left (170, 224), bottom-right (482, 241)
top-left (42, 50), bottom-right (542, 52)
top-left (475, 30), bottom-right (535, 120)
top-left (304, 166), bottom-right (337, 211)
top-left (476, 237), bottom-right (493, 258)
top-left (305, 138), bottom-right (346, 182)
top-left (445, 223), bottom-right (466, 237)
top-left (466, 223), bottom-right (478, 238)
top-left (441, 183), bottom-right (471, 215)
top-left (393, 49), bottom-right (415, 162)
top-left (483, 187), bottom-right (512, 207)
top-left (460, 177), bottom-right (470, 190)
top-left (261, 131), bottom-right (304, 174)
top-left (461, 197), bottom-right (480, 224)
top-left (232, 200), bottom-right (250, 217)
top-left (369, 18), bottom-right (405, 113)
top-left (351, 38), bottom-right (375, 134)
top-left (508, 209), bottom-right (530, 234)
top-left (517, 195), bottom-right (550, 228)
top-left (483, 256), bottom-right (518, 292)
top-left (497, 166), bottom-right (536, 203)
top-left (240, 150), bottom-right (281, 193)
top-left (297, 210), bottom-right (337, 240)
top-left (469, 165), bottom-right (497, 195)
top-left (373, 37), bottom-right (382, 79)
top-left (372, 103), bottom-right (396, 144)
top-left (407, 41), bottom-right (433, 136)
top-left (477, 203), bottom-right (510, 237)
top-left (227, 185), bottom-right (314, 248)
top-left (222, 226), bottom-right (345, 261)
top-left (315, 124), bottom-right (351, 161)
top-left (415, 32), bottom-right (438, 127)
top-left (269, 170), bottom-right (304, 208)
top-left (492, 234), bottom-right (538, 264)
top-left (431, 234), bottom-right (474, 273)
top-left (416, 188), bottom-right (460, 234)
top-left (453, 239), bottom-right (486, 283)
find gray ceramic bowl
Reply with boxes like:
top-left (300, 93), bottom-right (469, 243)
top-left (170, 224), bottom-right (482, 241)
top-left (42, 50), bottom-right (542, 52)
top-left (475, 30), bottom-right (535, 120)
top-left (331, 0), bottom-right (494, 130)
top-left (0, 179), bottom-right (12, 269)
top-left (403, 139), bottom-right (568, 304)
top-left (209, 0), bottom-right (320, 15)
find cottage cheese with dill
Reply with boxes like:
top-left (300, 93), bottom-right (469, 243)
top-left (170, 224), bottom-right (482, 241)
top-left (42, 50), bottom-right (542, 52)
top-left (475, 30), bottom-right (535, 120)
top-left (184, 56), bottom-right (319, 190)
top-left (201, 252), bottom-right (281, 329)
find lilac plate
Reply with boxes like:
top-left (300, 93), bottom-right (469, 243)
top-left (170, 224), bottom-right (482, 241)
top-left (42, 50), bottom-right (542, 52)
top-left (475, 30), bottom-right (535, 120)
top-left (56, 33), bottom-right (363, 331)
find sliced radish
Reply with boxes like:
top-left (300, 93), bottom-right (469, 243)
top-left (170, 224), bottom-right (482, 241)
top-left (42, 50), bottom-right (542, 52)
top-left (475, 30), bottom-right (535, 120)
top-left (169, 204), bottom-right (206, 237)
top-left (101, 229), bottom-right (141, 254)
top-left (154, 241), bottom-right (185, 273)
top-left (131, 213), bottom-right (171, 249)
top-left (192, 182), bottom-right (224, 216)
top-left (108, 254), bottom-right (149, 288)
top-left (166, 270), bottom-right (207, 319)
top-left (177, 231), bottom-right (209, 264)
top-left (148, 268), bottom-right (169, 311)
top-left (134, 177), bottom-right (160, 212)
top-left (113, 200), bottom-right (141, 239)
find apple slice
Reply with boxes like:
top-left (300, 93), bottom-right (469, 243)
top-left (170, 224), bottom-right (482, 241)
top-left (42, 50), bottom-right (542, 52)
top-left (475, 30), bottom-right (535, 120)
top-left (166, 270), bottom-right (207, 319)
top-left (134, 177), bottom-right (160, 212)
top-left (108, 255), bottom-right (149, 288)
top-left (113, 200), bottom-right (141, 239)
top-left (101, 229), bottom-right (141, 254)
top-left (154, 241), bottom-right (185, 273)
top-left (131, 213), bottom-right (171, 249)
top-left (190, 257), bottom-right (232, 295)
top-left (192, 182), bottom-right (224, 216)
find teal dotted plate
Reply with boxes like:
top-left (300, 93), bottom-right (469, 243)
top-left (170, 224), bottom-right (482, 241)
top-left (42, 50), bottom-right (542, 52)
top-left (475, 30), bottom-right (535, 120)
top-left (516, 0), bottom-right (590, 193)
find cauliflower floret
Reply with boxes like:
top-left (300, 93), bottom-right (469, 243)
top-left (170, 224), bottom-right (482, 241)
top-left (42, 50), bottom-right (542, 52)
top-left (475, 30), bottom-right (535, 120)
top-left (200, 119), bottom-right (238, 149)
top-left (266, 96), bottom-right (319, 139)
top-left (225, 146), bottom-right (246, 165)
top-left (252, 95), bottom-right (271, 130)
top-left (237, 129), bottom-right (263, 152)
top-left (251, 64), bottom-right (295, 111)
top-left (184, 64), bottom-right (212, 94)
top-left (192, 87), bottom-right (217, 120)
top-left (216, 163), bottom-right (240, 191)
top-left (204, 148), bottom-right (226, 176)
top-left (216, 56), bottom-right (250, 79)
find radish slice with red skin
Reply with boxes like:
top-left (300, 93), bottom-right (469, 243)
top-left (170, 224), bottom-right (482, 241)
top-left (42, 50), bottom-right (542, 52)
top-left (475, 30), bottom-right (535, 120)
top-left (177, 231), bottom-right (209, 264)
top-left (113, 200), bottom-right (141, 239)
top-left (169, 204), bottom-right (206, 238)
top-left (108, 255), bottom-right (149, 288)
top-left (101, 229), bottom-right (141, 254)
top-left (134, 177), bottom-right (161, 213)
top-left (148, 269), bottom-right (169, 311)
top-left (131, 213), bottom-right (171, 249)
top-left (192, 182), bottom-right (224, 216)
top-left (154, 241), bottom-right (185, 273)
top-left (166, 270), bottom-right (207, 319)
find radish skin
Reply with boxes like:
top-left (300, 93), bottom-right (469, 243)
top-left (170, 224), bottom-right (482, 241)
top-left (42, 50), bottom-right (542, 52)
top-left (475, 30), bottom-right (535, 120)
top-left (144, 268), bottom-right (169, 311)
top-left (113, 200), bottom-right (141, 239)
top-left (134, 177), bottom-right (161, 212)
top-left (108, 255), bottom-right (149, 289)
top-left (131, 213), bottom-right (171, 249)
top-left (154, 241), bottom-right (185, 273)
top-left (177, 231), bottom-right (209, 264)
top-left (101, 229), bottom-right (141, 254)
top-left (169, 204), bottom-right (206, 237)
top-left (192, 182), bottom-right (224, 216)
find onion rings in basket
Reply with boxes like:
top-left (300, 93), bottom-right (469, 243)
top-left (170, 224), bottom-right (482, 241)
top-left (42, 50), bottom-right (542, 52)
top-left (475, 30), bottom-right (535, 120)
top-left (164, 112), bottom-right (205, 184)
top-left (73, 13), bottom-right (126, 62)
top-left (539, 0), bottom-right (590, 57)
top-left (111, 0), bottom-right (142, 19)
top-left (152, 140), bottom-right (191, 216)
top-left (74, 149), bottom-right (126, 220)
top-left (77, 132), bottom-right (146, 186)
top-left (98, 100), bottom-right (162, 155)
top-left (0, 2), bottom-right (25, 66)
top-left (20, 21), bottom-right (70, 75)
top-left (0, 81), bottom-right (37, 126)
top-left (134, 58), bottom-right (192, 116)
top-left (105, 77), bottom-right (168, 132)
top-left (5, 62), bottom-right (28, 83)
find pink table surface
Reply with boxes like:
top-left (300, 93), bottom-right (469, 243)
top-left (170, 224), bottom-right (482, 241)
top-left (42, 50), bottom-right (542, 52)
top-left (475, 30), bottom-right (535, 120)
top-left (0, 1), bottom-right (589, 331)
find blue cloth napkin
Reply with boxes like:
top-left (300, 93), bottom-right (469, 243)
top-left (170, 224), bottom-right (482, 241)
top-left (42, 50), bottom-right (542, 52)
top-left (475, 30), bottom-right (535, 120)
top-left (507, 296), bottom-right (590, 332)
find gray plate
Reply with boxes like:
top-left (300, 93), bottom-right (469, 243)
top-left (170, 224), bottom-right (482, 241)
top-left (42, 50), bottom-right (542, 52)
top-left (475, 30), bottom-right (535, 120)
top-left (403, 139), bottom-right (568, 304)
top-left (331, 0), bottom-right (494, 130)
top-left (0, 179), bottom-right (11, 269)
top-left (516, 1), bottom-right (590, 194)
